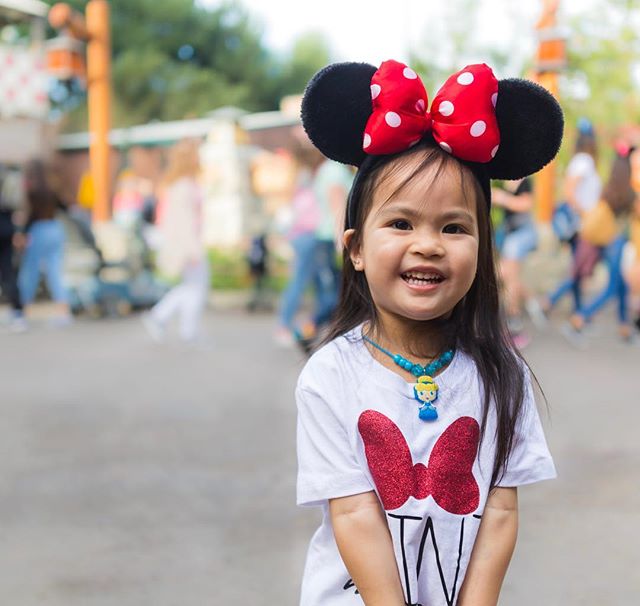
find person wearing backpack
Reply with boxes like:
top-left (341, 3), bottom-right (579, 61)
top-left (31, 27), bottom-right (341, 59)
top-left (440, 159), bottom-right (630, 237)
top-left (544, 120), bottom-right (601, 317)
top-left (562, 148), bottom-right (636, 344)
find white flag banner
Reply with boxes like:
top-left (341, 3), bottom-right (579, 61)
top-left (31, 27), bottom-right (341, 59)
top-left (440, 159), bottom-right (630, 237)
top-left (0, 45), bottom-right (49, 119)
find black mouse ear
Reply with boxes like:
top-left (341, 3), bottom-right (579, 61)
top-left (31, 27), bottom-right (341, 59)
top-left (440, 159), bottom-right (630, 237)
top-left (301, 62), bottom-right (377, 166)
top-left (488, 78), bottom-right (564, 180)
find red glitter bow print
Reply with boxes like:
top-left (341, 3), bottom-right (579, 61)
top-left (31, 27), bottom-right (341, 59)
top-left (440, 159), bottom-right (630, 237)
top-left (363, 60), bottom-right (500, 163)
top-left (358, 411), bottom-right (480, 514)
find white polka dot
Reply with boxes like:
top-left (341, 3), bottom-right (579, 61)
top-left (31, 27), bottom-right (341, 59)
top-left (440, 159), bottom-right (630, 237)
top-left (370, 84), bottom-right (381, 100)
top-left (491, 145), bottom-right (499, 158)
top-left (363, 133), bottom-right (372, 149)
top-left (457, 71), bottom-right (474, 85)
top-left (438, 100), bottom-right (454, 116)
top-left (385, 111), bottom-right (402, 128)
top-left (491, 92), bottom-right (498, 107)
top-left (470, 120), bottom-right (486, 137)
top-left (415, 99), bottom-right (426, 113)
top-left (403, 67), bottom-right (417, 79)
top-left (439, 141), bottom-right (452, 153)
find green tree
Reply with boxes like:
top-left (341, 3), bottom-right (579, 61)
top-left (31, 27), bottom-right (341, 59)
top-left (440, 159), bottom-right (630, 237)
top-left (43, 1), bottom-right (331, 130)
top-left (275, 32), bottom-right (331, 97)
top-left (561, 0), bottom-right (640, 153)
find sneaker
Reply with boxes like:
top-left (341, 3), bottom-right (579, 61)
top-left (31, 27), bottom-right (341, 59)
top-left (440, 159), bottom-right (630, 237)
top-left (525, 298), bottom-right (548, 331)
top-left (273, 326), bottom-right (295, 348)
top-left (511, 331), bottom-right (531, 350)
top-left (7, 315), bottom-right (28, 333)
top-left (141, 313), bottom-right (165, 343)
top-left (560, 321), bottom-right (587, 349)
top-left (506, 315), bottom-right (525, 335)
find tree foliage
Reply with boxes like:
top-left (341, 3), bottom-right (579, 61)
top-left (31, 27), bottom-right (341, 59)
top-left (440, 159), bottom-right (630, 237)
top-left (561, 0), bottom-right (640, 152)
top-left (42, 0), bottom-right (330, 130)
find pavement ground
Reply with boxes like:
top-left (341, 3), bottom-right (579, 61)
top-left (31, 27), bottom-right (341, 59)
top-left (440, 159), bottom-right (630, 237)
top-left (0, 301), bottom-right (638, 606)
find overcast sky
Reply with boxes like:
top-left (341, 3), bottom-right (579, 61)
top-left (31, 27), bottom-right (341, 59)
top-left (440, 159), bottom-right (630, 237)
top-left (201, 0), bottom-right (598, 73)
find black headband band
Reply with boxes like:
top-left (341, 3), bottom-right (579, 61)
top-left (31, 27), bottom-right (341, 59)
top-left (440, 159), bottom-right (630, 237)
top-left (302, 60), bottom-right (563, 177)
top-left (345, 142), bottom-right (491, 229)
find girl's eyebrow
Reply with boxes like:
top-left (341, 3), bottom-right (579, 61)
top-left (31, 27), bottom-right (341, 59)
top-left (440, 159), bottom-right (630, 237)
top-left (377, 203), bottom-right (421, 219)
top-left (378, 203), bottom-right (475, 223)
top-left (439, 209), bottom-right (475, 223)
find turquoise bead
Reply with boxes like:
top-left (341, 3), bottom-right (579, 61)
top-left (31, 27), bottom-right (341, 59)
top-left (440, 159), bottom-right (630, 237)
top-left (411, 365), bottom-right (423, 377)
top-left (393, 354), bottom-right (403, 365)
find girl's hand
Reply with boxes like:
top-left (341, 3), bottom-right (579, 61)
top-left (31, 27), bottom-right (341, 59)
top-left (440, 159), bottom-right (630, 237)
top-left (330, 491), bottom-right (406, 606)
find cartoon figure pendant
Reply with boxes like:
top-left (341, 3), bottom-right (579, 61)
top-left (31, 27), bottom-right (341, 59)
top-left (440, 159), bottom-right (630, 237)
top-left (413, 375), bottom-right (439, 421)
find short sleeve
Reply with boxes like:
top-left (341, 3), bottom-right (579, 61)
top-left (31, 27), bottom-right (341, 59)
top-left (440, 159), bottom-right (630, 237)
top-left (566, 153), bottom-right (594, 178)
top-left (496, 374), bottom-right (557, 487)
top-left (296, 385), bottom-right (373, 507)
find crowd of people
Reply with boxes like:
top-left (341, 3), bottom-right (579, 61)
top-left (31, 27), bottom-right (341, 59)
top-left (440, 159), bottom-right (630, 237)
top-left (0, 140), bottom-right (209, 344)
top-left (2, 120), bottom-right (640, 350)
top-left (271, 118), bottom-right (640, 352)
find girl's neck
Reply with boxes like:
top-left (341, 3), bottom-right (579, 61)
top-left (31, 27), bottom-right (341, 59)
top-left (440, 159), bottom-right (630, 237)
top-left (365, 313), bottom-right (451, 361)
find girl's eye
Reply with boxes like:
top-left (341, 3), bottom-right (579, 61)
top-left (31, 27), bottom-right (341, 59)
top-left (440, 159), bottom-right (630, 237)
top-left (391, 220), bottom-right (412, 230)
top-left (443, 224), bottom-right (466, 234)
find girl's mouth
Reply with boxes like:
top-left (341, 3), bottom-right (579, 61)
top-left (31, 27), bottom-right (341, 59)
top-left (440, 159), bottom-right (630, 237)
top-left (401, 271), bottom-right (445, 286)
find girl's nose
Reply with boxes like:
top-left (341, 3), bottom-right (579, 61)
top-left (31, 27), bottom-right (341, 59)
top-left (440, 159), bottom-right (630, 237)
top-left (409, 230), bottom-right (445, 257)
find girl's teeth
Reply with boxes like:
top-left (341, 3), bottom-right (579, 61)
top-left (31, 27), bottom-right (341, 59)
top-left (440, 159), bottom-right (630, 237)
top-left (404, 275), bottom-right (442, 285)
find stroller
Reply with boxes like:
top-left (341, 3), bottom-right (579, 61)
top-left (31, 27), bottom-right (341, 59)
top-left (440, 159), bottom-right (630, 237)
top-left (63, 210), bottom-right (168, 317)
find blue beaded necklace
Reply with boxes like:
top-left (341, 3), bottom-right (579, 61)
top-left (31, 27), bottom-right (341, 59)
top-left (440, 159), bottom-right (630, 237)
top-left (362, 334), bottom-right (455, 422)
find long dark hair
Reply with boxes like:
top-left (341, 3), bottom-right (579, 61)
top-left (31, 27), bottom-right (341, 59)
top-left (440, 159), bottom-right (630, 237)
top-left (322, 142), bottom-right (528, 488)
top-left (602, 152), bottom-right (635, 216)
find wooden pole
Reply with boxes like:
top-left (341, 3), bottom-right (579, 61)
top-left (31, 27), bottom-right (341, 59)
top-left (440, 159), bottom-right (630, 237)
top-left (86, 0), bottom-right (111, 223)
top-left (534, 73), bottom-right (559, 223)
top-left (534, 0), bottom-right (565, 223)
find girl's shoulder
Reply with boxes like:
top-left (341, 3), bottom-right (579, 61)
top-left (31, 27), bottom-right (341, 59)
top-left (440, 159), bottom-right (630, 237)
top-left (297, 327), bottom-right (364, 394)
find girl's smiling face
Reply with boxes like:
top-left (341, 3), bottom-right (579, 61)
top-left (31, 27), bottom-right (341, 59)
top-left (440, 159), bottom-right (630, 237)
top-left (346, 153), bottom-right (480, 328)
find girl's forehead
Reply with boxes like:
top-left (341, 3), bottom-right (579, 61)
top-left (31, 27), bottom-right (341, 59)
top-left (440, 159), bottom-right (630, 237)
top-left (371, 154), bottom-right (478, 213)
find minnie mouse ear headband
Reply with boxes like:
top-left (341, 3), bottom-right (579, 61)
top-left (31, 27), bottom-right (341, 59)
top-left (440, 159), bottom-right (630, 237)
top-left (301, 60), bottom-right (564, 225)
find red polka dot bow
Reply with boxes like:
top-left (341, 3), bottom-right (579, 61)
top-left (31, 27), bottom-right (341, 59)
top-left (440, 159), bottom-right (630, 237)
top-left (363, 60), bottom-right (500, 163)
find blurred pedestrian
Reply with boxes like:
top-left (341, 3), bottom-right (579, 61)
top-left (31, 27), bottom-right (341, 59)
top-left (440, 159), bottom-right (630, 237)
top-left (17, 159), bottom-right (72, 327)
top-left (308, 158), bottom-right (353, 332)
top-left (142, 140), bottom-right (208, 344)
top-left (544, 119), bottom-right (601, 316)
top-left (0, 164), bottom-right (26, 332)
top-left (563, 148), bottom-right (636, 344)
top-left (246, 232), bottom-right (272, 312)
top-left (274, 145), bottom-right (322, 346)
top-left (623, 152), bottom-right (640, 332)
top-left (492, 177), bottom-right (539, 348)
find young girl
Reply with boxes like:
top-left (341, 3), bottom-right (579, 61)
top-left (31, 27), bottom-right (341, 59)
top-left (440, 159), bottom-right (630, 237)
top-left (296, 60), bottom-right (563, 606)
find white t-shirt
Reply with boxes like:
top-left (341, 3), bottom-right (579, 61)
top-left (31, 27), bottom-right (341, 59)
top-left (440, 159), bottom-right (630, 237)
top-left (296, 327), bottom-right (556, 606)
top-left (566, 152), bottom-right (601, 212)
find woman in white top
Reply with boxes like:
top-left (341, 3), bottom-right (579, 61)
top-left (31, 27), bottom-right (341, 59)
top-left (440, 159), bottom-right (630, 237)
top-left (544, 121), bottom-right (601, 314)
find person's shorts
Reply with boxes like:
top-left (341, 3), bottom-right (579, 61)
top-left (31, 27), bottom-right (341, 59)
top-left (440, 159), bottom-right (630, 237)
top-left (501, 223), bottom-right (538, 261)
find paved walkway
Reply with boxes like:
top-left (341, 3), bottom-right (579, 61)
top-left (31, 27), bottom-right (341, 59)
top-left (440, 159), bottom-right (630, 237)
top-left (0, 304), bottom-right (637, 605)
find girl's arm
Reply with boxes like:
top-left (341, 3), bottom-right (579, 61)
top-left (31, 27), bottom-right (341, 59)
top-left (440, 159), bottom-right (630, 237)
top-left (330, 491), bottom-right (406, 606)
top-left (457, 487), bottom-right (518, 606)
